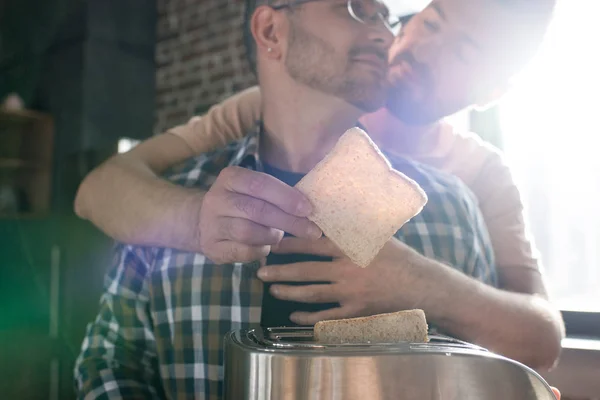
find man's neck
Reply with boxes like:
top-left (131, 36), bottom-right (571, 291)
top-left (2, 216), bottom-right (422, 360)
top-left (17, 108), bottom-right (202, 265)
top-left (360, 108), bottom-right (440, 156)
top-left (260, 82), bottom-right (362, 173)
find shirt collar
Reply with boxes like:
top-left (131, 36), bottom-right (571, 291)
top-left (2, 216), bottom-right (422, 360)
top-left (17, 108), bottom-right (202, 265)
top-left (227, 120), bottom-right (263, 171)
top-left (227, 119), bottom-right (368, 171)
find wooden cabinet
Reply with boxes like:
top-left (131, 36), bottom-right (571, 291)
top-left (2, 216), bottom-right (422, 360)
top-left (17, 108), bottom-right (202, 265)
top-left (0, 109), bottom-right (53, 218)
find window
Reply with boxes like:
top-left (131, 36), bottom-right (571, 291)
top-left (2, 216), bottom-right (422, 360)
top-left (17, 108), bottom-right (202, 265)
top-left (500, 0), bottom-right (600, 312)
top-left (118, 138), bottom-right (141, 154)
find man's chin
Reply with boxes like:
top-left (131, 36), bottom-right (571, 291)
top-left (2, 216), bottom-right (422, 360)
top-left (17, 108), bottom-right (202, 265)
top-left (342, 77), bottom-right (388, 113)
top-left (386, 100), bottom-right (439, 126)
top-left (386, 86), bottom-right (440, 125)
top-left (358, 101), bottom-right (386, 114)
top-left (348, 93), bottom-right (387, 114)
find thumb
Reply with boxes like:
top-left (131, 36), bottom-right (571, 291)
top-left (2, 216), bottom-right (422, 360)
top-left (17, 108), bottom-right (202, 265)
top-left (259, 256), bottom-right (268, 268)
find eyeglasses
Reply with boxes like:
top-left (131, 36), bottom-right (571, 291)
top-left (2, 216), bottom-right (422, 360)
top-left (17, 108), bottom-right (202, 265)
top-left (270, 0), bottom-right (402, 32)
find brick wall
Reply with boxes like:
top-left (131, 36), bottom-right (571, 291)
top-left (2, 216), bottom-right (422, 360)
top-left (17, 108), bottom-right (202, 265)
top-left (155, 0), bottom-right (256, 134)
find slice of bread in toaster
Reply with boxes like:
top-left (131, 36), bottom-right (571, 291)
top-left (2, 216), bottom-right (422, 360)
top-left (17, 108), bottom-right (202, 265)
top-left (295, 127), bottom-right (428, 268)
top-left (314, 309), bottom-right (429, 344)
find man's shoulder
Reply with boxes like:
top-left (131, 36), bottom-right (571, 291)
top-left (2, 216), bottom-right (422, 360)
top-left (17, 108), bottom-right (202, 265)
top-left (163, 138), bottom-right (252, 190)
top-left (385, 152), bottom-right (496, 285)
top-left (385, 152), bottom-right (478, 205)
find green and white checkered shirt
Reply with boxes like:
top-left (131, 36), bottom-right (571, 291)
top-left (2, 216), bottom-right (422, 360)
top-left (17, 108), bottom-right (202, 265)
top-left (75, 125), bottom-right (496, 400)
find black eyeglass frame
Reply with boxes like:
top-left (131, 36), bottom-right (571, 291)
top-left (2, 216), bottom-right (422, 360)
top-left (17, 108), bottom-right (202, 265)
top-left (269, 0), bottom-right (404, 31)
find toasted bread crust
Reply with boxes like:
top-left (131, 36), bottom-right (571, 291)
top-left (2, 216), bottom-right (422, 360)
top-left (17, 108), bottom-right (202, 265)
top-left (314, 310), bottom-right (429, 344)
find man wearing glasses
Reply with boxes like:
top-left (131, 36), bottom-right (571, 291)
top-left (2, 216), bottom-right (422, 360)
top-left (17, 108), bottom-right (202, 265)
top-left (75, 1), bottom-right (563, 398)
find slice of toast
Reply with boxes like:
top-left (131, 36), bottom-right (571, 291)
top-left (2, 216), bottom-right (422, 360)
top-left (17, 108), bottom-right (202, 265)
top-left (295, 128), bottom-right (427, 267)
top-left (314, 309), bottom-right (429, 344)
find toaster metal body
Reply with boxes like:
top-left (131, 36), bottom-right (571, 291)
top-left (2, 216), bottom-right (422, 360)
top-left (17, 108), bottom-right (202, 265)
top-left (223, 327), bottom-right (556, 400)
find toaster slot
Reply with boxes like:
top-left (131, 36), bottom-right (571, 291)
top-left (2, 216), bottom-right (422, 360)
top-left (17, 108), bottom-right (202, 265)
top-left (245, 328), bottom-right (489, 353)
top-left (249, 327), bottom-right (324, 349)
top-left (267, 327), bottom-right (315, 342)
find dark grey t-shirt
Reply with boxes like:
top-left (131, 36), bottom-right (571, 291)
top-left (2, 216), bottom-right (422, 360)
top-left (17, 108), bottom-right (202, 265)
top-left (260, 163), bottom-right (338, 327)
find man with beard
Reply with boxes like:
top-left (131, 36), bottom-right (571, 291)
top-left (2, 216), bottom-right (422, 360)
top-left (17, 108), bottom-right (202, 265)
top-left (74, 0), bottom-right (563, 371)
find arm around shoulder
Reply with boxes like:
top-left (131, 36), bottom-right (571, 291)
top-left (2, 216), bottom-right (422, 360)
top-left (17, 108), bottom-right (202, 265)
top-left (175, 86), bottom-right (262, 154)
top-left (74, 131), bottom-right (205, 251)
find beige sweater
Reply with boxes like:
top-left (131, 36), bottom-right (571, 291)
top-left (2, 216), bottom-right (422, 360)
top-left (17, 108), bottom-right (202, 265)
top-left (169, 86), bottom-right (540, 271)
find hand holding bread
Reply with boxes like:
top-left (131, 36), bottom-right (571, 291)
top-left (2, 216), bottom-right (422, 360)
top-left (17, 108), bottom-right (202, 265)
top-left (198, 166), bottom-right (322, 264)
top-left (258, 236), bottom-right (432, 325)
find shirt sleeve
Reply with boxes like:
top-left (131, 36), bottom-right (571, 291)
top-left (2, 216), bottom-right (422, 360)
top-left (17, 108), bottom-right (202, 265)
top-left (74, 244), bottom-right (163, 400)
top-left (473, 153), bottom-right (541, 271)
top-left (168, 86), bottom-right (261, 154)
top-left (428, 124), bottom-right (541, 271)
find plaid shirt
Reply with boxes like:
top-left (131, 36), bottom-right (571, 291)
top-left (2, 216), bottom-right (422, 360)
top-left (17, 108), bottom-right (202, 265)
top-left (75, 125), bottom-right (496, 400)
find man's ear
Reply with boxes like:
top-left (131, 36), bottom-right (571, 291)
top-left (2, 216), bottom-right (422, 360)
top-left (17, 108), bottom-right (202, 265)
top-left (251, 6), bottom-right (285, 59)
top-left (472, 85), bottom-right (510, 112)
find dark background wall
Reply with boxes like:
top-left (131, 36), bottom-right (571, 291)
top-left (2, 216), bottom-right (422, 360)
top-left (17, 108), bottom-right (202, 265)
top-left (1, 0), bottom-right (261, 395)
top-left (0, 1), bottom-right (156, 399)
top-left (154, 0), bottom-right (255, 133)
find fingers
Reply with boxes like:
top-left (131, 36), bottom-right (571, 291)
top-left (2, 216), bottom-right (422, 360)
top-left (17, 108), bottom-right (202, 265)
top-left (221, 192), bottom-right (322, 240)
top-left (210, 241), bottom-right (271, 264)
top-left (271, 236), bottom-right (344, 258)
top-left (221, 166), bottom-right (313, 217)
top-left (289, 307), bottom-right (354, 326)
top-left (551, 388), bottom-right (560, 400)
top-left (200, 167), bottom-right (324, 264)
top-left (258, 262), bottom-right (342, 283)
top-left (220, 217), bottom-right (284, 246)
top-left (270, 284), bottom-right (340, 304)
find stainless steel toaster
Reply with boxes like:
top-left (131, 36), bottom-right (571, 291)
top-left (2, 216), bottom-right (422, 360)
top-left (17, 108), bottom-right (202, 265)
top-left (223, 327), bottom-right (557, 400)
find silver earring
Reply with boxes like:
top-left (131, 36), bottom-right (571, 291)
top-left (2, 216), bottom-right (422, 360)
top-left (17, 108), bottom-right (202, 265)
top-left (267, 47), bottom-right (273, 53)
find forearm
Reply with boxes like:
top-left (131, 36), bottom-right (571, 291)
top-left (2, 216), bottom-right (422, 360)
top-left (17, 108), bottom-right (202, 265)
top-left (413, 256), bottom-right (564, 370)
top-left (75, 155), bottom-right (204, 252)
